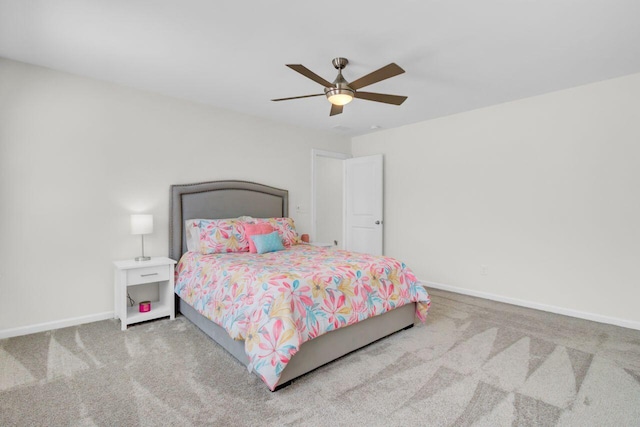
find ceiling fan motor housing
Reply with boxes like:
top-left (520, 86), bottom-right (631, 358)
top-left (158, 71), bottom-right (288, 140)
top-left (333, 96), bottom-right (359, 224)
top-left (325, 74), bottom-right (354, 96)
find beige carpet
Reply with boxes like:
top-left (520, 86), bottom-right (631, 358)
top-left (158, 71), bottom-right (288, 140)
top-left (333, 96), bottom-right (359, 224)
top-left (2, 289), bottom-right (640, 426)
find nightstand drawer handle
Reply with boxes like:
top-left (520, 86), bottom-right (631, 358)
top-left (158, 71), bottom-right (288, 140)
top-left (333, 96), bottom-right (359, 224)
top-left (140, 273), bottom-right (158, 277)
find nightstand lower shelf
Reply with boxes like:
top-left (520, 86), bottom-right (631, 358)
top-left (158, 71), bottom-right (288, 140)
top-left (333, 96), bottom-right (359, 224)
top-left (124, 301), bottom-right (172, 327)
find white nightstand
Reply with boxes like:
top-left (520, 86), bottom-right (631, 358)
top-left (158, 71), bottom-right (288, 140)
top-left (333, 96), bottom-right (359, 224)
top-left (306, 242), bottom-right (334, 248)
top-left (113, 257), bottom-right (177, 331)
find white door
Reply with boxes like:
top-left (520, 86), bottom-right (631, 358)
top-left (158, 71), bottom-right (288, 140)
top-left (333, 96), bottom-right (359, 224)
top-left (344, 154), bottom-right (383, 255)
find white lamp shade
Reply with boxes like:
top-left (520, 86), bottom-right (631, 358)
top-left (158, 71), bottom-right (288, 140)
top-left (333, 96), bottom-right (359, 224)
top-left (130, 214), bottom-right (153, 235)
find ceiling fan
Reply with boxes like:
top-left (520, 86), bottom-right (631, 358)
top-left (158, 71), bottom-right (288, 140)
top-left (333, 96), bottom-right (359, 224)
top-left (272, 57), bottom-right (408, 116)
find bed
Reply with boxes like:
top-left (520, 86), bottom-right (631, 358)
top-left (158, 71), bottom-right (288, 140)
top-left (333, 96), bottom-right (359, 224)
top-left (170, 180), bottom-right (430, 390)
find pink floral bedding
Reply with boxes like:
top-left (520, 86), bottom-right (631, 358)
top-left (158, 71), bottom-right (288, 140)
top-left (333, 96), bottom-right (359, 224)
top-left (175, 244), bottom-right (431, 390)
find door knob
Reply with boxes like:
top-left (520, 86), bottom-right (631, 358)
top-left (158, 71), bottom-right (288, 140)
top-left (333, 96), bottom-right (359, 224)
top-left (375, 220), bottom-right (381, 225)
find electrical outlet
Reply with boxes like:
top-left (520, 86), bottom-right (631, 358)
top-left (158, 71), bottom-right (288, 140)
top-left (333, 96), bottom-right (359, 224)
top-left (481, 265), bottom-right (489, 276)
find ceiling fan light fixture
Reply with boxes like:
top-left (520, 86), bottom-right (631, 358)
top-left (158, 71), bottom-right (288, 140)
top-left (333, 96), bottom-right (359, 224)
top-left (325, 88), bottom-right (354, 106)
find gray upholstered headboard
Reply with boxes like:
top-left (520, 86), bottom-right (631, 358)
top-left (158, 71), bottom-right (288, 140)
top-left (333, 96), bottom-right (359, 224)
top-left (169, 180), bottom-right (289, 261)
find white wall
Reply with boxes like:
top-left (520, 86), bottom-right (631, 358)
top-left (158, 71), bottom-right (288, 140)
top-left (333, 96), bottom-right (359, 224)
top-left (3, 55), bottom-right (639, 335)
top-left (0, 58), bottom-right (350, 334)
top-left (353, 73), bottom-right (640, 327)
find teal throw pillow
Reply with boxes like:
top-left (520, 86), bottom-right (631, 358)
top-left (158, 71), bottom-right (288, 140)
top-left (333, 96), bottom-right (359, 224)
top-left (250, 231), bottom-right (285, 254)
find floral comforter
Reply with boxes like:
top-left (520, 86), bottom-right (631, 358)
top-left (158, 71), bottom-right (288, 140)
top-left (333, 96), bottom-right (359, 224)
top-left (175, 244), bottom-right (431, 390)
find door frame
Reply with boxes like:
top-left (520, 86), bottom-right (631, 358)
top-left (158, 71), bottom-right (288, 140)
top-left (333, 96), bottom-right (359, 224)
top-left (311, 149), bottom-right (351, 245)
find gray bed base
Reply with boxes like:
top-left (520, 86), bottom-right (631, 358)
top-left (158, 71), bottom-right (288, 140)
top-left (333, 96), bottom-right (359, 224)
top-left (180, 299), bottom-right (415, 390)
top-left (170, 180), bottom-right (416, 390)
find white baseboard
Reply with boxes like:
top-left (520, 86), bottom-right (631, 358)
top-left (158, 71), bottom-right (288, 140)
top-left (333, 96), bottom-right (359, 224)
top-left (3, 281), bottom-right (640, 338)
top-left (0, 311), bottom-right (114, 339)
top-left (424, 280), bottom-right (640, 331)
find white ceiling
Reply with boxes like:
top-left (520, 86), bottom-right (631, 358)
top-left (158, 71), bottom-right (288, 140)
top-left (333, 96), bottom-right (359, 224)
top-left (1, 0), bottom-right (639, 136)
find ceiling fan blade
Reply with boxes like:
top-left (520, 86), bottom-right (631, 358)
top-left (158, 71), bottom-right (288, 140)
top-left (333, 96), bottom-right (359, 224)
top-left (354, 91), bottom-right (407, 105)
top-left (349, 63), bottom-right (405, 90)
top-left (286, 64), bottom-right (335, 88)
top-left (271, 94), bottom-right (324, 102)
top-left (329, 104), bottom-right (343, 116)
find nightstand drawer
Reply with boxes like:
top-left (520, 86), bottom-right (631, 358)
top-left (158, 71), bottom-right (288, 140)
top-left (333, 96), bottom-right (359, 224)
top-left (127, 265), bottom-right (170, 285)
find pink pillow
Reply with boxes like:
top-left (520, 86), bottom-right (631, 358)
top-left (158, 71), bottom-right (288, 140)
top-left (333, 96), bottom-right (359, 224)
top-left (255, 217), bottom-right (300, 247)
top-left (244, 223), bottom-right (275, 253)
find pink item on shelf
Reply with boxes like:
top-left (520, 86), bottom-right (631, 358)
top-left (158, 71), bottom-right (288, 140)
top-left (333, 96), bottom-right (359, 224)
top-left (139, 301), bottom-right (151, 312)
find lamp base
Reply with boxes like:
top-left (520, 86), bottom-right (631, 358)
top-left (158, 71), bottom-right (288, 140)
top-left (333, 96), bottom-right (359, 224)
top-left (134, 256), bottom-right (151, 262)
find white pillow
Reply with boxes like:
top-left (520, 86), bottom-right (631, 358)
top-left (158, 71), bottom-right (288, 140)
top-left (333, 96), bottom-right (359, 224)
top-left (185, 220), bottom-right (200, 252)
top-left (237, 215), bottom-right (256, 223)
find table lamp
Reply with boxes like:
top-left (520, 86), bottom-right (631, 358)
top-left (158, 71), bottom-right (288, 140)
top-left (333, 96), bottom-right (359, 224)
top-left (130, 214), bottom-right (153, 261)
